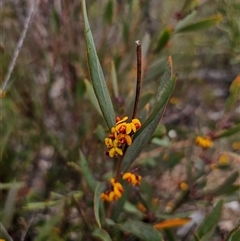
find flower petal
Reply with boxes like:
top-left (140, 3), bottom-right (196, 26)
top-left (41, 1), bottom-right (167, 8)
top-left (115, 147), bottom-right (123, 156)
top-left (109, 148), bottom-right (116, 157)
top-left (125, 123), bottom-right (132, 134)
top-left (116, 116), bottom-right (128, 125)
top-left (125, 135), bottom-right (132, 145)
top-left (105, 138), bottom-right (113, 148)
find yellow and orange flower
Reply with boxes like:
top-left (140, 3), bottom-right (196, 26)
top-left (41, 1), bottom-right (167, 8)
top-left (101, 178), bottom-right (124, 202)
top-left (117, 133), bottom-right (132, 145)
top-left (195, 136), bottom-right (213, 149)
top-left (105, 116), bottom-right (141, 158)
top-left (105, 138), bottom-right (123, 157)
top-left (122, 172), bottom-right (142, 186)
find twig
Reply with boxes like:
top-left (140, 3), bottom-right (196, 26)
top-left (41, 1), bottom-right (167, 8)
top-left (132, 40), bottom-right (142, 119)
top-left (20, 215), bottom-right (35, 241)
top-left (72, 196), bottom-right (90, 230)
top-left (0, 222), bottom-right (14, 241)
top-left (1, 0), bottom-right (39, 92)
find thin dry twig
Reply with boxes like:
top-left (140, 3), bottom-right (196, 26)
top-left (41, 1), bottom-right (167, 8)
top-left (20, 214), bottom-right (35, 241)
top-left (132, 40), bottom-right (142, 119)
top-left (0, 222), bottom-right (14, 241)
top-left (1, 0), bottom-right (39, 92)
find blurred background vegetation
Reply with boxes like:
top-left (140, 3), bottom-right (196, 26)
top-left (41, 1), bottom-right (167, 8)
top-left (1, 0), bottom-right (239, 240)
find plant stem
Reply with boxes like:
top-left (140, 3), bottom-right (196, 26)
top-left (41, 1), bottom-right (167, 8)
top-left (115, 156), bottom-right (122, 181)
top-left (132, 40), bottom-right (142, 119)
top-left (115, 41), bottom-right (142, 181)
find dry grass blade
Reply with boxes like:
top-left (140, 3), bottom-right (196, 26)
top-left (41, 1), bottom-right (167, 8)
top-left (1, 0), bottom-right (39, 91)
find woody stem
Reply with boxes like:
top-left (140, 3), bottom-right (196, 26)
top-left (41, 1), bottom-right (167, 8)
top-left (132, 40), bottom-right (142, 119)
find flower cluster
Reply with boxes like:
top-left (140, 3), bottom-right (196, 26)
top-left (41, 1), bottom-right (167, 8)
top-left (122, 172), bottom-right (142, 186)
top-left (101, 172), bottom-right (142, 202)
top-left (105, 116), bottom-right (141, 157)
top-left (100, 178), bottom-right (124, 202)
top-left (195, 136), bottom-right (213, 149)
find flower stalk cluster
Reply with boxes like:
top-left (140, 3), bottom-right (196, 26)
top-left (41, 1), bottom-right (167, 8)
top-left (101, 42), bottom-right (143, 203)
top-left (101, 116), bottom-right (142, 202)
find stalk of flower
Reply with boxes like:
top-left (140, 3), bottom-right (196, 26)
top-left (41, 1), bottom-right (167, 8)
top-left (102, 42), bottom-right (143, 207)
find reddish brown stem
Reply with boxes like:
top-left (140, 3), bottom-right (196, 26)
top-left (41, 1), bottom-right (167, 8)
top-left (132, 40), bottom-right (142, 119)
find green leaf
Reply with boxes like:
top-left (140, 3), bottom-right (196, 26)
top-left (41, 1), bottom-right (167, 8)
top-left (94, 124), bottom-right (107, 142)
top-left (175, 14), bottom-right (223, 33)
top-left (94, 182), bottom-right (106, 228)
top-left (116, 219), bottom-right (163, 241)
top-left (196, 200), bottom-right (224, 240)
top-left (122, 57), bottom-right (176, 170)
top-left (104, 0), bottom-right (114, 24)
top-left (225, 75), bottom-right (240, 112)
top-left (215, 123), bottom-right (240, 139)
top-left (139, 179), bottom-right (153, 209)
top-left (226, 222), bottom-right (240, 241)
top-left (152, 124), bottom-right (166, 138)
top-left (164, 229), bottom-right (177, 241)
top-left (2, 182), bottom-right (20, 229)
top-left (179, 0), bottom-right (199, 18)
top-left (174, 10), bottom-right (197, 33)
top-left (208, 171), bottom-right (239, 196)
top-left (35, 211), bottom-right (63, 241)
top-left (82, 0), bottom-right (115, 130)
top-left (92, 228), bottom-right (113, 241)
top-left (0, 182), bottom-right (24, 190)
top-left (79, 150), bottom-right (97, 193)
top-left (24, 200), bottom-right (61, 210)
top-left (84, 78), bottom-right (102, 116)
top-left (123, 201), bottom-right (144, 219)
top-left (111, 60), bottom-right (119, 98)
top-left (193, 233), bottom-right (201, 241)
top-left (144, 58), bottom-right (166, 82)
top-left (155, 27), bottom-right (172, 53)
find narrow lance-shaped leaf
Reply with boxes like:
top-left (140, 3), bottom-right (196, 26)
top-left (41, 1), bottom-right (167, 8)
top-left (178, 0), bottom-right (199, 18)
top-left (226, 222), bottom-right (240, 241)
top-left (195, 200), bottom-right (224, 240)
top-left (2, 181), bottom-right (22, 229)
top-left (215, 123), bottom-right (240, 139)
top-left (92, 228), bottom-right (113, 241)
top-left (155, 27), bottom-right (172, 53)
top-left (174, 10), bottom-right (197, 33)
top-left (35, 210), bottom-right (63, 241)
top-left (84, 79), bottom-right (102, 116)
top-left (79, 150), bottom-right (97, 193)
top-left (94, 182), bottom-right (106, 228)
top-left (207, 171), bottom-right (239, 196)
top-left (122, 57), bottom-right (176, 170)
top-left (111, 60), bottom-right (119, 98)
top-left (116, 219), bottom-right (163, 241)
top-left (175, 14), bottom-right (223, 33)
top-left (225, 75), bottom-right (240, 112)
top-left (82, 0), bottom-right (115, 130)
